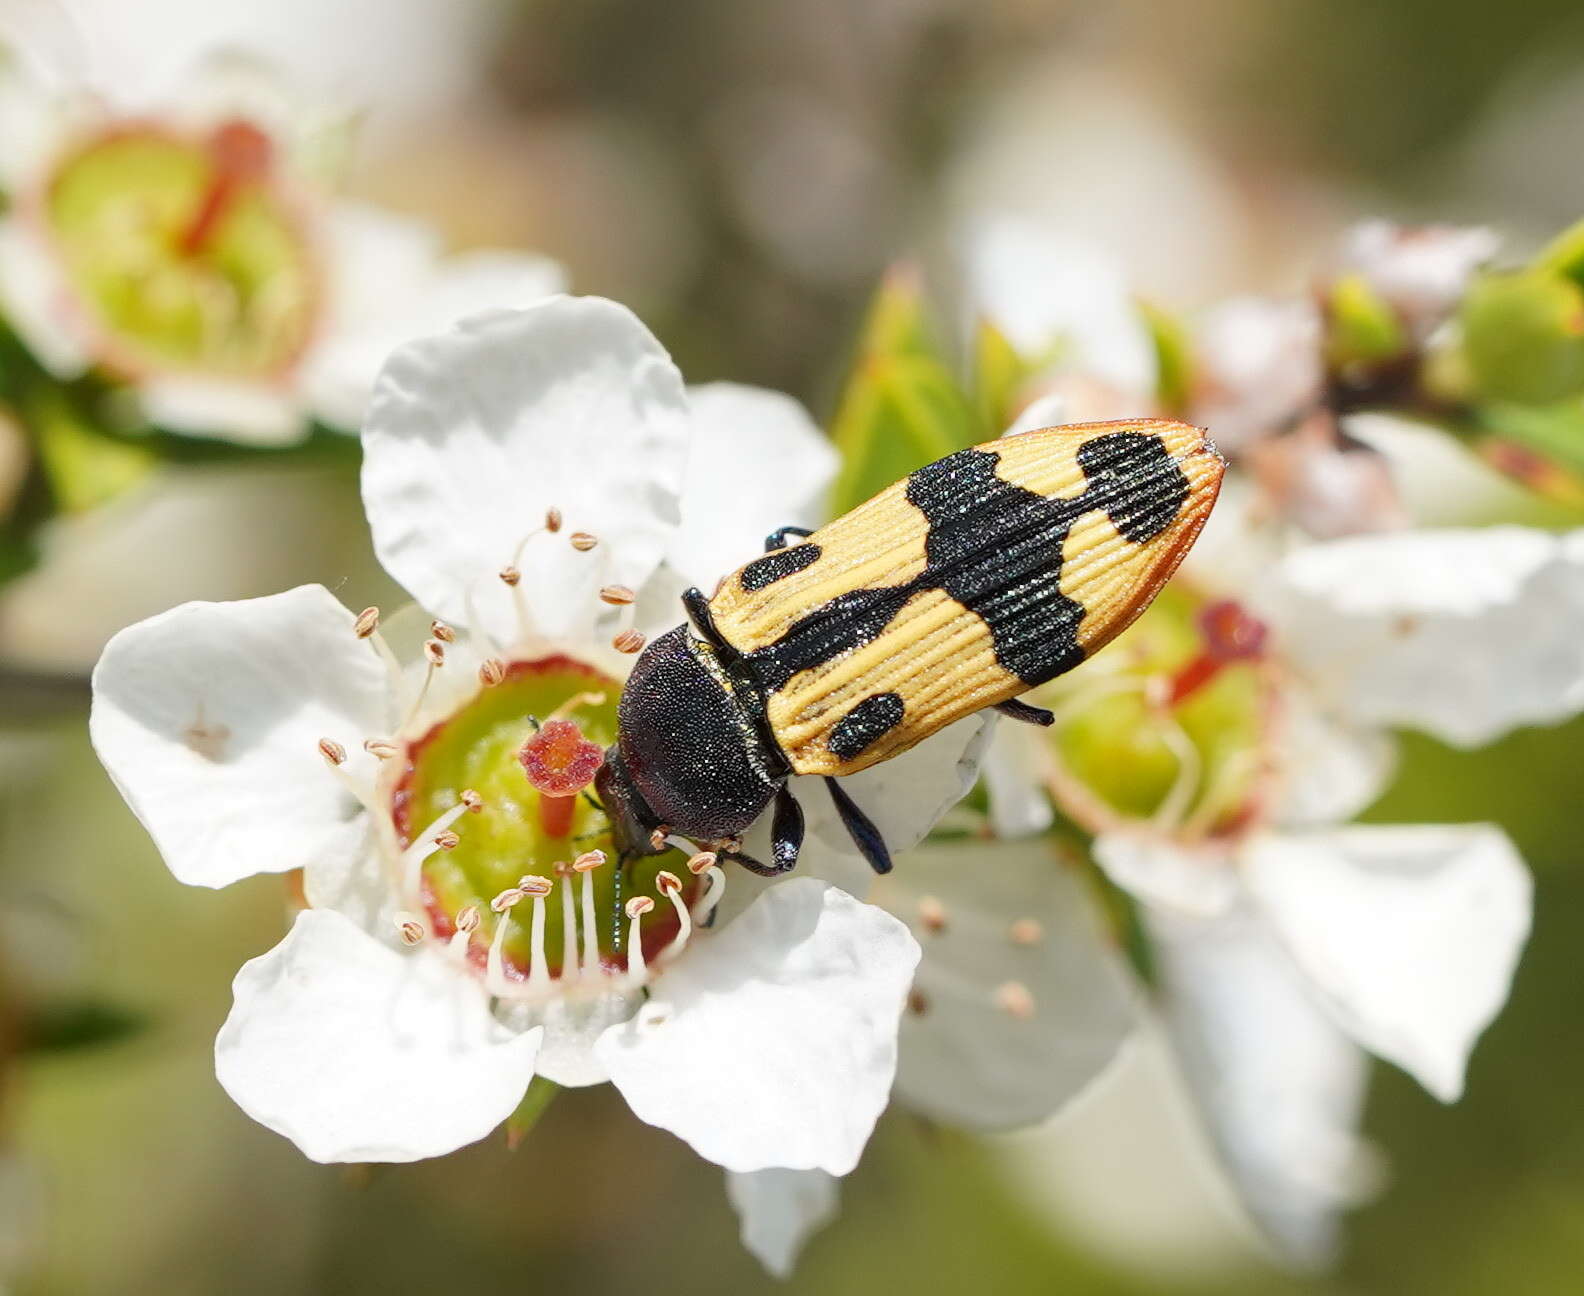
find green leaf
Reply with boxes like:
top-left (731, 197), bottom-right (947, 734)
top-left (829, 270), bottom-right (977, 515)
top-left (1461, 271), bottom-right (1584, 405)
top-left (969, 316), bottom-right (1029, 437)
top-left (1325, 271), bottom-right (1408, 369)
top-left (24, 997), bottom-right (146, 1054)
top-left (1532, 216), bottom-right (1584, 286)
top-left (1138, 299), bottom-right (1193, 415)
top-left (29, 386), bottom-right (156, 513)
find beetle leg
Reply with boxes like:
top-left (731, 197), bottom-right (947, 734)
top-left (763, 525), bottom-right (814, 552)
top-left (716, 844), bottom-right (791, 877)
top-left (680, 586), bottom-right (741, 663)
top-left (993, 698), bottom-right (1055, 726)
top-left (770, 785), bottom-right (804, 872)
top-left (824, 778), bottom-right (893, 874)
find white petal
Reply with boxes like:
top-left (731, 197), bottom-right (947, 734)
top-left (0, 221), bottom-right (91, 377)
top-left (89, 586), bottom-right (389, 888)
top-left (215, 910), bottom-right (541, 1163)
top-left (802, 713), bottom-right (996, 867)
top-left (668, 382), bottom-right (837, 590)
top-left (139, 376), bottom-right (307, 446)
top-left (1189, 296), bottom-right (1322, 453)
top-left (361, 297), bottom-right (691, 644)
top-left (595, 878), bottom-right (918, 1174)
top-left (980, 721), bottom-right (1055, 839)
top-left (1269, 681), bottom-right (1396, 829)
top-left (1266, 527), bottom-right (1584, 746)
top-left (1002, 391), bottom-right (1071, 438)
top-left (307, 204), bottom-right (567, 431)
top-left (965, 218), bottom-right (1156, 394)
top-left (1337, 220), bottom-right (1499, 338)
top-left (725, 1168), bottom-right (839, 1280)
top-left (1148, 903), bottom-right (1375, 1267)
top-left (505, 990), bottom-right (639, 1089)
top-left (1092, 831), bottom-right (1240, 918)
top-left (880, 840), bottom-right (1138, 1130)
top-left (1245, 824), bottom-right (1531, 1101)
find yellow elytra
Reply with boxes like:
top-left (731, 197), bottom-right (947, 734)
top-left (708, 419), bottom-right (1225, 776)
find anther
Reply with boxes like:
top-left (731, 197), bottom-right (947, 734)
top-left (656, 870), bottom-right (682, 895)
top-left (613, 629), bottom-right (646, 654)
top-left (318, 737), bottom-right (347, 766)
top-left (478, 658), bottom-right (506, 686)
top-left (364, 738), bottom-right (399, 759)
top-left (993, 981), bottom-right (1037, 1021)
top-left (600, 584), bottom-right (636, 606)
top-left (429, 619), bottom-right (455, 643)
top-left (573, 850), bottom-right (606, 872)
top-left (491, 888), bottom-right (525, 913)
top-left (907, 989), bottom-right (929, 1016)
top-left (518, 874), bottom-right (554, 898)
top-left (353, 607), bottom-right (381, 639)
top-left (649, 826), bottom-right (670, 852)
top-left (461, 789), bottom-right (484, 813)
top-left (433, 829), bottom-right (460, 851)
top-left (456, 906), bottom-right (481, 933)
top-left (1009, 918), bottom-right (1044, 946)
top-left (545, 506), bottom-right (563, 533)
top-left (397, 917), bottom-right (426, 945)
top-left (626, 896), bottom-right (655, 919)
top-left (499, 565), bottom-right (521, 587)
top-left (687, 851), bottom-right (718, 875)
top-left (424, 638), bottom-right (446, 666)
top-left (917, 895), bottom-right (948, 934)
top-left (570, 532), bottom-right (598, 552)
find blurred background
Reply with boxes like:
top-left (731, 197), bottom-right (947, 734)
top-left (3, 0), bottom-right (1583, 1292)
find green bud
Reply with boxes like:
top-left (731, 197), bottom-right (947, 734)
top-left (1461, 271), bottom-right (1584, 405)
top-left (1139, 299), bottom-right (1193, 416)
top-left (1324, 272), bottom-right (1407, 371)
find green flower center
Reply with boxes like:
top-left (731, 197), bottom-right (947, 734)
top-left (1040, 585), bottom-right (1271, 838)
top-left (43, 120), bottom-right (319, 379)
top-left (394, 656), bottom-right (691, 980)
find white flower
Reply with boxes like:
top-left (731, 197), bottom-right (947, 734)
top-left (962, 218), bottom-right (1157, 424)
top-left (0, 47), bottom-right (563, 445)
top-left (1336, 220), bottom-right (1500, 342)
top-left (1189, 296), bottom-right (1324, 455)
top-left (91, 296), bottom-right (980, 1179)
top-left (995, 504), bottom-right (1584, 1262)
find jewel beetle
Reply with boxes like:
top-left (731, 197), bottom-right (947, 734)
top-left (595, 418), bottom-right (1225, 876)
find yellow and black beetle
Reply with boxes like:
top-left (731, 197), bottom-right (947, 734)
top-left (596, 419), bottom-right (1224, 875)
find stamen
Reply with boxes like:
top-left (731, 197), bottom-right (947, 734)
top-left (545, 506), bottom-right (563, 533)
top-left (655, 870), bottom-right (692, 965)
top-left (575, 851), bottom-right (605, 975)
top-left (398, 802), bottom-right (471, 902)
top-left (461, 789), bottom-right (484, 813)
top-left (687, 851), bottom-right (718, 875)
top-left (624, 896), bottom-right (654, 989)
top-left (917, 895), bottom-right (948, 934)
top-left (993, 980), bottom-right (1037, 1021)
top-left (317, 737), bottom-right (347, 767)
top-left (599, 585), bottom-right (636, 606)
top-left (433, 829), bottom-right (460, 851)
top-left (556, 863), bottom-right (579, 980)
top-left (1009, 918), bottom-right (1044, 946)
top-left (690, 862), bottom-right (725, 926)
top-left (613, 629), bottom-right (646, 654)
top-left (430, 619), bottom-right (456, 644)
top-left (570, 532), bottom-right (599, 552)
top-left (649, 826), bottom-right (670, 852)
top-left (396, 914), bottom-right (427, 945)
top-left (353, 606), bottom-right (380, 639)
top-left (499, 566), bottom-right (521, 587)
top-left (486, 889), bottom-right (524, 992)
top-left (478, 658), bottom-right (507, 687)
top-left (1150, 712), bottom-right (1204, 834)
top-left (401, 642), bottom-right (446, 729)
top-left (520, 875), bottom-right (554, 992)
top-left (456, 905), bottom-right (481, 933)
top-left (545, 691), bottom-right (607, 723)
top-left (908, 989), bottom-right (929, 1016)
top-left (364, 738), bottom-right (399, 760)
top-left (448, 904), bottom-right (481, 958)
top-left (423, 638), bottom-right (446, 666)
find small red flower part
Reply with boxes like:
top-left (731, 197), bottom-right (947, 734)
top-left (1198, 600), bottom-right (1269, 663)
top-left (518, 718), bottom-right (604, 795)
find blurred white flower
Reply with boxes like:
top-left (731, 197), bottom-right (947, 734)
top-left (1189, 296), bottom-right (1323, 455)
top-left (0, 46), bottom-right (563, 445)
top-left (1336, 220), bottom-right (1500, 342)
top-left (90, 297), bottom-right (981, 1182)
top-left (993, 502), bottom-right (1584, 1263)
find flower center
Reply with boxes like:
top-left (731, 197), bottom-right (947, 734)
top-left (42, 120), bottom-right (319, 380)
top-left (1039, 585), bottom-right (1272, 838)
top-left (393, 656), bottom-right (694, 985)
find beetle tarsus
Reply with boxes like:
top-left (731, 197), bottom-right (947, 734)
top-left (824, 777), bottom-right (893, 874)
top-left (771, 785), bottom-right (804, 872)
top-left (993, 698), bottom-right (1056, 726)
top-left (764, 525), bottom-right (814, 552)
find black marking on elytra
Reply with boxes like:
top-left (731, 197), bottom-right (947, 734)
top-left (741, 432), bottom-right (1190, 700)
top-left (828, 691), bottom-right (905, 760)
top-left (741, 542), bottom-right (822, 591)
